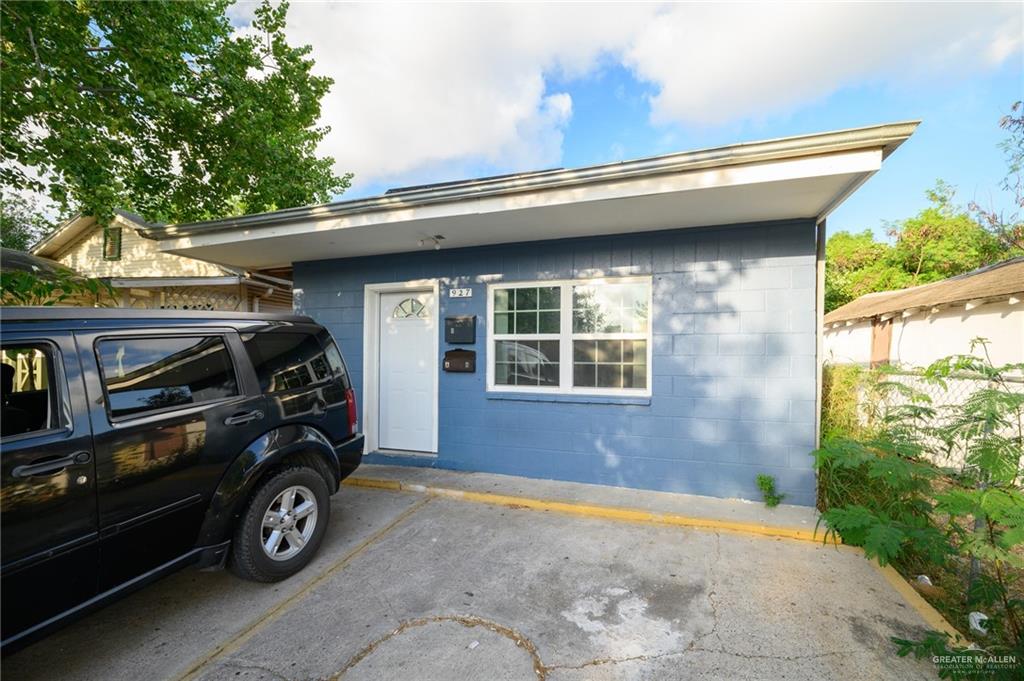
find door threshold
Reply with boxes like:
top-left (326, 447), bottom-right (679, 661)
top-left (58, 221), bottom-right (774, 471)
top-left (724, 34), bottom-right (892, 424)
top-left (375, 449), bottom-right (438, 459)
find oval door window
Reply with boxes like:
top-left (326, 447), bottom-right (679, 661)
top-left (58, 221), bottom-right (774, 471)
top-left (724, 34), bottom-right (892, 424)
top-left (393, 298), bottom-right (428, 319)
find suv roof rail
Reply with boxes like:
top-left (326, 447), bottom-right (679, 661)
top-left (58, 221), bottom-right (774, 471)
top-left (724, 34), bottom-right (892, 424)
top-left (0, 307), bottom-right (316, 323)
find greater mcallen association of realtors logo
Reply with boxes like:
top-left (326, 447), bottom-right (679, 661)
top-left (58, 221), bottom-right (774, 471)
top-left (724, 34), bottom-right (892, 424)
top-left (932, 650), bottom-right (1019, 674)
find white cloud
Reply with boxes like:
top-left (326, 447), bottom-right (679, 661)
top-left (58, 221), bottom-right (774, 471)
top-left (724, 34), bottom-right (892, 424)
top-left (228, 1), bottom-right (1021, 191)
top-left (276, 2), bottom-right (652, 188)
top-left (624, 3), bottom-right (1023, 126)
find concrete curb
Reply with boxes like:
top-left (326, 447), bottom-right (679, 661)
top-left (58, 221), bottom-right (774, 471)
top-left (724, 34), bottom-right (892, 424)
top-left (343, 474), bottom-right (966, 645)
top-left (344, 476), bottom-right (818, 541)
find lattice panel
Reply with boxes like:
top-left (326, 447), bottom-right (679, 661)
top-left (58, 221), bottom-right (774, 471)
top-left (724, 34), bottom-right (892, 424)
top-left (123, 287), bottom-right (243, 311)
top-left (159, 287), bottom-right (241, 311)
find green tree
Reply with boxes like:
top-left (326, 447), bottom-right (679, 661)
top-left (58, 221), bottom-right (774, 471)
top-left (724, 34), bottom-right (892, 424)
top-left (0, 194), bottom-right (56, 251)
top-left (1, 0), bottom-right (350, 226)
top-left (887, 182), bottom-right (1002, 284)
top-left (824, 229), bottom-right (908, 311)
top-left (825, 184), bottom-right (1010, 312)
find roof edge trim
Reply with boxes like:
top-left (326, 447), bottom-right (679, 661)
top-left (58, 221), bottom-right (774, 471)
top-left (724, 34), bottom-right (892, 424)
top-left (144, 120), bottom-right (919, 239)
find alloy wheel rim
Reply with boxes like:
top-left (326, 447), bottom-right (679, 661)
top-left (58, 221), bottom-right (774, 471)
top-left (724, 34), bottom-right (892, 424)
top-left (261, 485), bottom-right (318, 561)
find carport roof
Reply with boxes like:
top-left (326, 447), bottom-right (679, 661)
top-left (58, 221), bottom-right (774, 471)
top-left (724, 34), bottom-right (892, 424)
top-left (148, 121), bottom-right (918, 269)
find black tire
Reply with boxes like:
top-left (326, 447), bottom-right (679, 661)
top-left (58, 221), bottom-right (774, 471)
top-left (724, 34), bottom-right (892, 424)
top-left (230, 465), bottom-right (330, 582)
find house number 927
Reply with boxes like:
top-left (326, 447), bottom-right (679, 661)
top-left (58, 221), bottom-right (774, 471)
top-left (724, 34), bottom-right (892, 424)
top-left (448, 288), bottom-right (472, 298)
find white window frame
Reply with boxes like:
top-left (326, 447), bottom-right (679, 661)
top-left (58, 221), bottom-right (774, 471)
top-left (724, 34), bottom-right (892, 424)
top-left (486, 275), bottom-right (653, 397)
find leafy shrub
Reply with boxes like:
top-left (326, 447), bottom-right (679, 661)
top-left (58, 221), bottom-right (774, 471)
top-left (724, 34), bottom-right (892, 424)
top-left (0, 269), bottom-right (114, 306)
top-left (815, 341), bottom-right (1024, 676)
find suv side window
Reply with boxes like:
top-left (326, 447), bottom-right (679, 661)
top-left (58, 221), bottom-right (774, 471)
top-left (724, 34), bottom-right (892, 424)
top-left (1, 345), bottom-right (59, 438)
top-left (97, 336), bottom-right (239, 420)
top-left (317, 331), bottom-right (352, 389)
top-left (243, 332), bottom-right (333, 394)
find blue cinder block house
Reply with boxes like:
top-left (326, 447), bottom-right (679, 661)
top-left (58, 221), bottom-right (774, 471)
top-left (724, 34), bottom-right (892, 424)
top-left (149, 123), bottom-right (917, 506)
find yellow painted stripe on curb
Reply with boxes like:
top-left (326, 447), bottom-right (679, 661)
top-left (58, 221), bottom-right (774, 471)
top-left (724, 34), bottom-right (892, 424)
top-left (344, 477), bottom-right (403, 491)
top-left (345, 475), bottom-right (966, 641)
top-left (344, 476), bottom-right (818, 542)
top-left (871, 560), bottom-right (965, 643)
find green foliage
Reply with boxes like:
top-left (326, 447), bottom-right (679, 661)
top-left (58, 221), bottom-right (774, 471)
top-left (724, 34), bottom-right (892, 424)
top-left (0, 269), bottom-right (114, 307)
top-left (825, 229), bottom-right (911, 312)
top-left (1, 0), bottom-right (350, 225)
top-left (755, 474), bottom-right (785, 508)
top-left (1, 194), bottom-right (56, 250)
top-left (971, 101), bottom-right (1024, 253)
top-left (824, 183), bottom-right (1016, 312)
top-left (888, 182), bottom-right (1005, 283)
top-left (816, 343), bottom-right (1024, 675)
top-left (821, 364), bottom-right (874, 440)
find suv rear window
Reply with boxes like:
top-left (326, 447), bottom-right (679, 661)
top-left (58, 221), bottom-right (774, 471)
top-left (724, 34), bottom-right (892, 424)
top-left (1, 345), bottom-right (59, 438)
top-left (244, 332), bottom-right (334, 394)
top-left (97, 336), bottom-right (239, 419)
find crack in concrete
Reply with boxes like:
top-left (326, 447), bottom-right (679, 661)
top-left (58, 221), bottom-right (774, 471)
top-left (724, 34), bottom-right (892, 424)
top-left (688, 530), bottom-right (722, 651)
top-left (218, 658), bottom-right (293, 681)
top-left (686, 646), bottom-right (860, 662)
top-left (545, 649), bottom-right (687, 671)
top-left (332, 614), bottom-right (545, 680)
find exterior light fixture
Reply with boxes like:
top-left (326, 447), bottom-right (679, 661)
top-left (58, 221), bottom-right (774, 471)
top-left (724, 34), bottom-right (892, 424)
top-left (418, 235), bottom-right (446, 250)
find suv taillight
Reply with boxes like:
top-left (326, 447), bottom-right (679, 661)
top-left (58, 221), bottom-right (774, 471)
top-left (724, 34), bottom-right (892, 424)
top-left (345, 387), bottom-right (358, 434)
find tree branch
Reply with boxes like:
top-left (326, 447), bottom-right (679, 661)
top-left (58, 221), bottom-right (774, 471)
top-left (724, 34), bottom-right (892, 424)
top-left (27, 27), bottom-right (44, 77)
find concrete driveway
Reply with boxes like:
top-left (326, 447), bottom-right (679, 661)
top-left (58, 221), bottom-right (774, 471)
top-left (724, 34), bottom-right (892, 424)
top-left (3, 473), bottom-right (938, 681)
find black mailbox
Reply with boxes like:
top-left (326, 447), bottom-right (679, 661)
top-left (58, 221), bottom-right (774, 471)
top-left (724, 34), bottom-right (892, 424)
top-left (445, 315), bottom-right (476, 344)
top-left (443, 349), bottom-right (476, 373)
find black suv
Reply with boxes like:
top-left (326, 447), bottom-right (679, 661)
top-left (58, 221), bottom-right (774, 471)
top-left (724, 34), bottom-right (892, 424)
top-left (0, 309), bottom-right (363, 649)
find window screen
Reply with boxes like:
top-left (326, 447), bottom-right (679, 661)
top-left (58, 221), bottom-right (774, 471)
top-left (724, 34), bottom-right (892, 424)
top-left (98, 336), bottom-right (238, 419)
top-left (243, 332), bottom-right (333, 394)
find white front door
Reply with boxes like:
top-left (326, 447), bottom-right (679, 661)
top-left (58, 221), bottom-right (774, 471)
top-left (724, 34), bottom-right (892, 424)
top-left (378, 290), bottom-right (437, 452)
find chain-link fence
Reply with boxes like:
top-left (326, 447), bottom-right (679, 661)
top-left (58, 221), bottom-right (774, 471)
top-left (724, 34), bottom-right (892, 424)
top-left (828, 363), bottom-right (1024, 471)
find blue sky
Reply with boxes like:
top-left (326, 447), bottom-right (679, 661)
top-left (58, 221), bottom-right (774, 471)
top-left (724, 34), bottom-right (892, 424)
top-left (554, 62), bottom-right (1021, 240)
top-left (231, 2), bottom-right (1023, 241)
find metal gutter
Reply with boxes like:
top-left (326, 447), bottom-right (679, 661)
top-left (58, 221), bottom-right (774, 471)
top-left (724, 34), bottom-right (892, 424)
top-left (106, 276), bottom-right (242, 288)
top-left (144, 121), bottom-right (919, 239)
top-left (245, 271), bottom-right (294, 288)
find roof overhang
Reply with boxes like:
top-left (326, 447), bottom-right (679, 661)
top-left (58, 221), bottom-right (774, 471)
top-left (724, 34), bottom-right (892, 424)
top-left (31, 210), bottom-right (157, 258)
top-left (150, 121), bottom-right (918, 270)
top-left (31, 215), bottom-right (99, 257)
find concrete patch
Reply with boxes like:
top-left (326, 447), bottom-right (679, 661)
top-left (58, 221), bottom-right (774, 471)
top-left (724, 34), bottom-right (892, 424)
top-left (560, 586), bottom-right (684, 660)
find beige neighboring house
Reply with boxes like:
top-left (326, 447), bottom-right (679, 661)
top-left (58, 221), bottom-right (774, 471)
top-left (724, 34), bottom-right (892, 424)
top-left (823, 257), bottom-right (1024, 368)
top-left (31, 210), bottom-right (293, 312)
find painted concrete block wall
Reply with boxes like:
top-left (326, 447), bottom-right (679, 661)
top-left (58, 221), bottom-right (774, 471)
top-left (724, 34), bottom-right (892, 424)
top-left (294, 220), bottom-right (820, 505)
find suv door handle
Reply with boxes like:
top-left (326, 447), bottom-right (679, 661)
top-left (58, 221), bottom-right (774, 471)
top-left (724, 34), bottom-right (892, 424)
top-left (224, 410), bottom-right (264, 426)
top-left (13, 451), bottom-right (92, 478)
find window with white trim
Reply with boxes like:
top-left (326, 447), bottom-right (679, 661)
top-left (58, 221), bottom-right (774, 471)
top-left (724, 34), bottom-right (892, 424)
top-left (488, 277), bottom-right (652, 395)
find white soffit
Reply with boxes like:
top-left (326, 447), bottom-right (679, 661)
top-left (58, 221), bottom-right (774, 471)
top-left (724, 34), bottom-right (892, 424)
top-left (159, 149), bottom-right (881, 269)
